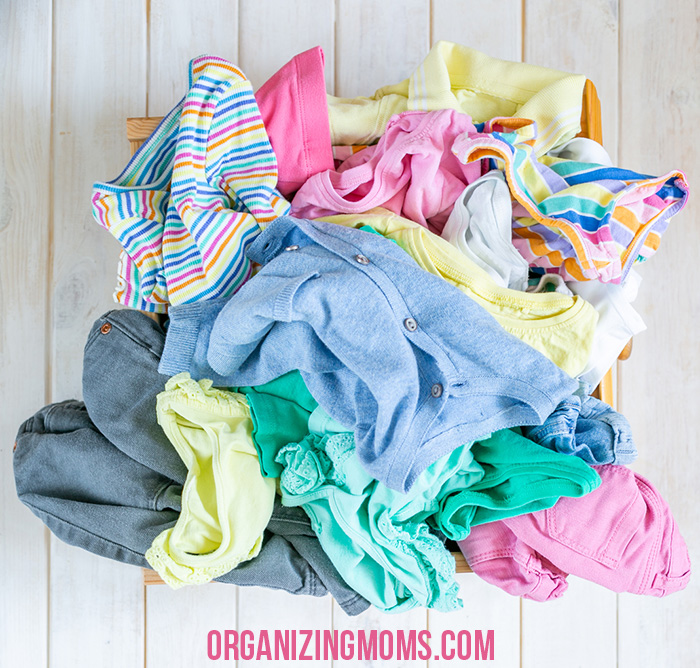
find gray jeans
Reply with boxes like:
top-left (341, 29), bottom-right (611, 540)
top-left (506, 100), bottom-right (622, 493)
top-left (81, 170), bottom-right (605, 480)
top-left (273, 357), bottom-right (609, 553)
top-left (13, 309), bottom-right (368, 616)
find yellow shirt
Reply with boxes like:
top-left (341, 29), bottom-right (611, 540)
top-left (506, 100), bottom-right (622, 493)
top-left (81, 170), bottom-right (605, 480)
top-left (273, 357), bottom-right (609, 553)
top-left (328, 41), bottom-right (586, 157)
top-left (318, 210), bottom-right (598, 378)
top-left (145, 373), bottom-right (275, 588)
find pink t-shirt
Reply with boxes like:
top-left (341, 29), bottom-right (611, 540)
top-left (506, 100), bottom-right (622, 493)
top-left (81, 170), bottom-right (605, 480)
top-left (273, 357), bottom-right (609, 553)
top-left (291, 109), bottom-right (484, 234)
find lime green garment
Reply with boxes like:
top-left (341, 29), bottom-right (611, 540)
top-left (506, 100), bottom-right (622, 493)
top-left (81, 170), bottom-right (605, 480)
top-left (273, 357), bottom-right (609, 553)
top-left (319, 210), bottom-right (598, 377)
top-left (236, 371), bottom-right (319, 478)
top-left (327, 41), bottom-right (586, 156)
top-left (434, 428), bottom-right (601, 541)
top-left (145, 373), bottom-right (276, 588)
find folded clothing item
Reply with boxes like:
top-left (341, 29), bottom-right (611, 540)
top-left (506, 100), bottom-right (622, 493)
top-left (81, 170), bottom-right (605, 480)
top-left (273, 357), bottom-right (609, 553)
top-left (159, 215), bottom-right (581, 493)
top-left (441, 170), bottom-right (529, 291)
top-left (569, 270), bottom-right (646, 388)
top-left (274, 405), bottom-right (597, 613)
top-left (522, 393), bottom-right (637, 466)
top-left (78, 308), bottom-right (369, 614)
top-left (435, 428), bottom-right (600, 541)
top-left (458, 521), bottom-right (569, 602)
top-left (458, 465), bottom-right (691, 599)
top-left (255, 46), bottom-right (334, 196)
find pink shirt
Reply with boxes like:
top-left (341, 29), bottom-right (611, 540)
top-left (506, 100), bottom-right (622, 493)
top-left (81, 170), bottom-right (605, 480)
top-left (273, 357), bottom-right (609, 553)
top-left (291, 110), bottom-right (484, 234)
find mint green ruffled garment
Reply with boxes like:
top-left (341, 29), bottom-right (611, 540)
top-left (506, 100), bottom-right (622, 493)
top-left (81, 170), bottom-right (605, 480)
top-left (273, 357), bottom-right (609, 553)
top-left (276, 408), bottom-right (600, 613)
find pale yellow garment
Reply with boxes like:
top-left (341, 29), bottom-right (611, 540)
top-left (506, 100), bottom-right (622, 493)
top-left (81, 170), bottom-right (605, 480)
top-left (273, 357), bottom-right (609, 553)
top-left (328, 41), bottom-right (586, 157)
top-left (318, 210), bottom-right (598, 377)
top-left (145, 373), bottom-right (276, 588)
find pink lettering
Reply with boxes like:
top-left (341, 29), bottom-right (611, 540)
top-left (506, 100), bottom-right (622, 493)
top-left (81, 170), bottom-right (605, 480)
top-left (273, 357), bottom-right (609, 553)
top-left (476, 630), bottom-right (495, 660)
top-left (223, 630), bottom-right (238, 661)
top-left (240, 630), bottom-right (254, 661)
top-left (358, 630), bottom-right (377, 661)
top-left (256, 630), bottom-right (271, 660)
top-left (442, 630), bottom-right (456, 660)
top-left (340, 630), bottom-right (354, 660)
top-left (207, 630), bottom-right (221, 660)
top-left (379, 630), bottom-right (393, 660)
top-left (299, 630), bottom-right (313, 661)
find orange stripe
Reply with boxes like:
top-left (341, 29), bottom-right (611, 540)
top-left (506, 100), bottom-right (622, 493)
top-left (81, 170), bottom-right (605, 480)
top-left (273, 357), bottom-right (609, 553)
top-left (613, 206), bottom-right (640, 234)
top-left (513, 226), bottom-right (565, 264)
top-left (191, 61), bottom-right (244, 79)
top-left (207, 122), bottom-right (266, 151)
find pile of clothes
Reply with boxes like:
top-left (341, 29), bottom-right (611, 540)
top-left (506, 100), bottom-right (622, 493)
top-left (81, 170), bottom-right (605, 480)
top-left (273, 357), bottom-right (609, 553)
top-left (14, 42), bottom-right (691, 615)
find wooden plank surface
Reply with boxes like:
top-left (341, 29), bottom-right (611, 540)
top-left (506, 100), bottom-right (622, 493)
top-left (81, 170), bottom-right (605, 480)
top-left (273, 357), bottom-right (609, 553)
top-left (335, 0), bottom-right (429, 97)
top-left (146, 585), bottom-right (237, 668)
top-left (428, 576), bottom-right (520, 666)
top-left (522, 581), bottom-right (617, 668)
top-left (237, 588), bottom-right (334, 667)
top-left (616, 0), bottom-right (700, 665)
top-left (48, 1), bottom-right (147, 667)
top-left (239, 0), bottom-right (335, 91)
top-left (148, 0), bottom-right (239, 117)
top-left (0, 3), bottom-right (52, 667)
top-left (432, 0), bottom-right (522, 61)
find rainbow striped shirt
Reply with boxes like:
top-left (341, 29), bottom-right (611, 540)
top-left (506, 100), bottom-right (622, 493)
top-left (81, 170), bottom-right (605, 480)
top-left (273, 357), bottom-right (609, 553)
top-left (452, 118), bottom-right (688, 283)
top-left (92, 56), bottom-right (291, 312)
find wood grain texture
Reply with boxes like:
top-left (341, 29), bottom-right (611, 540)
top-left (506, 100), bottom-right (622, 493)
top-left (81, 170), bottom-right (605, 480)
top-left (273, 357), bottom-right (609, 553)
top-left (333, 603), bottom-right (428, 667)
top-left (239, 0), bottom-right (335, 91)
top-left (49, 1), bottom-right (147, 667)
top-left (236, 588), bottom-right (334, 666)
top-left (524, 0), bottom-right (618, 158)
top-left (616, 0), bottom-right (700, 665)
top-left (0, 3), bottom-right (51, 667)
top-left (148, 0), bottom-right (239, 117)
top-left (146, 584), bottom-right (237, 667)
top-left (336, 0), bottom-right (429, 97)
top-left (432, 0), bottom-right (522, 61)
top-left (522, 581), bottom-right (617, 667)
top-left (428, 575), bottom-right (520, 666)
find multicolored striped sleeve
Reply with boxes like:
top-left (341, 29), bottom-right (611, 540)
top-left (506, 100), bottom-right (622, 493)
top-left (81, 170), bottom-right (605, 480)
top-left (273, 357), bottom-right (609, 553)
top-left (452, 119), bottom-right (689, 283)
top-left (92, 55), bottom-right (290, 312)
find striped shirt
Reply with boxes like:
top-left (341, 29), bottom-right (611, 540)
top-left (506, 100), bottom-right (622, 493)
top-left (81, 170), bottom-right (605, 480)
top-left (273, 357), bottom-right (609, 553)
top-left (92, 56), bottom-right (290, 312)
top-left (452, 118), bottom-right (689, 283)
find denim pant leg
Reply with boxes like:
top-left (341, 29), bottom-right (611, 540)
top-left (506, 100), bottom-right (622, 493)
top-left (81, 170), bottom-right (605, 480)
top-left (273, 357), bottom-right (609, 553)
top-left (522, 395), bottom-right (637, 466)
top-left (82, 309), bottom-right (188, 483)
top-left (14, 400), bottom-right (182, 567)
top-left (79, 309), bottom-right (368, 609)
top-left (13, 400), bottom-right (336, 600)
